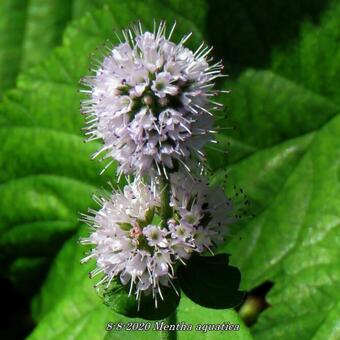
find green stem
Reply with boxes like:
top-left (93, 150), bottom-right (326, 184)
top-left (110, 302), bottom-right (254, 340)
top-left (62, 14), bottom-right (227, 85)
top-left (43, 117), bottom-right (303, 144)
top-left (161, 310), bottom-right (177, 340)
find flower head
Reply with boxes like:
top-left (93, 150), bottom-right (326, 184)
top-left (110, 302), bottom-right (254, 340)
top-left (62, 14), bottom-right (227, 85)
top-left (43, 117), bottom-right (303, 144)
top-left (80, 173), bottom-right (233, 306)
top-left (81, 21), bottom-right (225, 176)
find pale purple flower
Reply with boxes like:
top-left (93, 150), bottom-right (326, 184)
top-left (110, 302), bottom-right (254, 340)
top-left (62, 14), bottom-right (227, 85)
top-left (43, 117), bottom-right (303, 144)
top-left (151, 72), bottom-right (178, 98)
top-left (81, 21), bottom-right (225, 176)
top-left (80, 172), bottom-right (233, 306)
top-left (143, 225), bottom-right (168, 247)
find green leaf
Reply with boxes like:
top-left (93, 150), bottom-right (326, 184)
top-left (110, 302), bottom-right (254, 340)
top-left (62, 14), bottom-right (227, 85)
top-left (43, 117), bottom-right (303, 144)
top-left (0, 173), bottom-right (105, 287)
top-left (72, 0), bottom-right (207, 30)
top-left (207, 69), bottom-right (337, 168)
top-left (211, 3), bottom-right (340, 338)
top-left (0, 0), bottom-right (27, 94)
top-left (0, 0), bottom-right (74, 95)
top-left (0, 127), bottom-right (115, 274)
top-left (178, 254), bottom-right (245, 309)
top-left (227, 114), bottom-right (340, 340)
top-left (7, 257), bottom-right (50, 296)
top-left (19, 0), bottom-right (73, 71)
top-left (28, 234), bottom-right (252, 340)
top-left (211, 132), bottom-right (315, 216)
top-left (1, 0), bottom-right (162, 96)
top-left (100, 279), bottom-right (180, 320)
top-left (271, 0), bottom-right (340, 105)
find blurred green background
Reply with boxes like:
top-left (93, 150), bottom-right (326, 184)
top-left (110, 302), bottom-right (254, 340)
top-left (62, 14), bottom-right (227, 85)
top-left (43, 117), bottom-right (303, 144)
top-left (0, 0), bottom-right (339, 339)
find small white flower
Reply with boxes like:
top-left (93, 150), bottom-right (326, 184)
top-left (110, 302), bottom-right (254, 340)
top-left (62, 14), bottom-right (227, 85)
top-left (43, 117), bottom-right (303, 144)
top-left (170, 171), bottom-right (234, 251)
top-left (193, 226), bottom-right (214, 252)
top-left (179, 204), bottom-right (202, 227)
top-left (80, 172), bottom-right (234, 306)
top-left (143, 225), bottom-right (168, 247)
top-left (151, 72), bottom-right (178, 98)
top-left (152, 249), bottom-right (173, 277)
top-left (81, 21), bottom-right (225, 176)
top-left (121, 250), bottom-right (151, 287)
top-left (168, 221), bottom-right (194, 241)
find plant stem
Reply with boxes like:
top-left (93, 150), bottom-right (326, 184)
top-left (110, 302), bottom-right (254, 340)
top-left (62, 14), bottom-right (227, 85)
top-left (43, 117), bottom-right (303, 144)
top-left (161, 310), bottom-right (177, 340)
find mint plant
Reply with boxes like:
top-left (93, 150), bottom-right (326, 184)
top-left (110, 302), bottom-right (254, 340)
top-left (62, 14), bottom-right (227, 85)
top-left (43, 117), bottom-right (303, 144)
top-left (1, 0), bottom-right (339, 339)
top-left (79, 22), bottom-right (243, 319)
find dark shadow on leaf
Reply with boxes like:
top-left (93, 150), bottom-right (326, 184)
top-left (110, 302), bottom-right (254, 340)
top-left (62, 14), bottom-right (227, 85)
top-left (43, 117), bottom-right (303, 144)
top-left (206, 0), bottom-right (332, 75)
top-left (178, 254), bottom-right (245, 309)
top-left (0, 275), bottom-right (35, 338)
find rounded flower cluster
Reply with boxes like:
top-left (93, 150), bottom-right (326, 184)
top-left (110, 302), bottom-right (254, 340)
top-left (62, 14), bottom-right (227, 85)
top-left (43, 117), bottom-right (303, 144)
top-left (80, 173), bottom-right (233, 306)
top-left (81, 22), bottom-right (224, 175)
